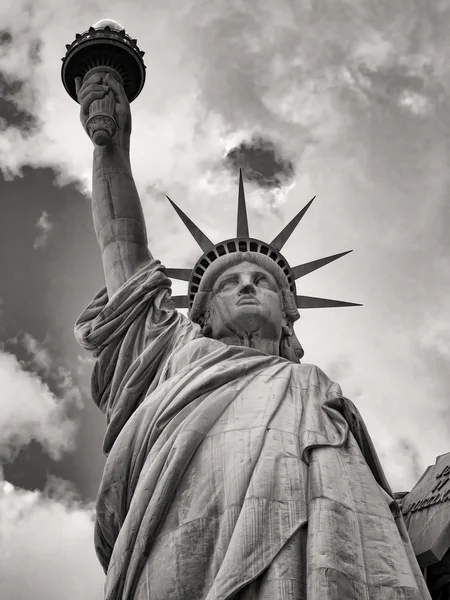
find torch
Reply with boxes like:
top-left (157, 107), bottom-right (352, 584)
top-left (61, 19), bottom-right (146, 146)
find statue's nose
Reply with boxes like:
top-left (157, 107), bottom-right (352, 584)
top-left (239, 282), bottom-right (256, 295)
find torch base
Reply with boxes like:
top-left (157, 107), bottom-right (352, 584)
top-left (86, 112), bottom-right (117, 147)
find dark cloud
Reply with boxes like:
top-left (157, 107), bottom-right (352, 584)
top-left (0, 27), bottom-right (41, 63)
top-left (3, 442), bottom-right (48, 491)
top-left (225, 135), bottom-right (295, 189)
top-left (0, 29), bottom-right (12, 46)
top-left (0, 73), bottom-right (38, 131)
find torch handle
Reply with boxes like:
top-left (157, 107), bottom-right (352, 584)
top-left (84, 67), bottom-right (122, 146)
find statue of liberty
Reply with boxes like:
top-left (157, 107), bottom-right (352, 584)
top-left (72, 54), bottom-right (431, 600)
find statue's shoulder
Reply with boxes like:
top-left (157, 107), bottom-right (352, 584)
top-left (295, 362), bottom-right (342, 397)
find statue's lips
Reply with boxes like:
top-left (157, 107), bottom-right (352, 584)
top-left (237, 296), bottom-right (259, 306)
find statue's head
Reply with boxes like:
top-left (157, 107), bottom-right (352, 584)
top-left (189, 252), bottom-right (304, 362)
top-left (166, 171), bottom-right (358, 362)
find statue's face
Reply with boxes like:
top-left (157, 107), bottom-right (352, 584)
top-left (207, 260), bottom-right (285, 341)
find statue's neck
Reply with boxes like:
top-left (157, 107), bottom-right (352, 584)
top-left (214, 332), bottom-right (281, 357)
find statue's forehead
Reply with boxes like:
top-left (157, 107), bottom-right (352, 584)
top-left (212, 260), bottom-right (280, 291)
top-left (197, 253), bottom-right (289, 296)
top-left (218, 260), bottom-right (272, 275)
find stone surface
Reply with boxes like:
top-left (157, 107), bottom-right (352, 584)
top-left (402, 453), bottom-right (450, 568)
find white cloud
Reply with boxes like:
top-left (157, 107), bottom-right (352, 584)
top-left (19, 332), bottom-right (82, 397)
top-left (352, 31), bottom-right (395, 72)
top-left (19, 332), bottom-right (53, 373)
top-left (33, 210), bottom-right (53, 249)
top-left (398, 90), bottom-right (431, 115)
top-left (0, 475), bottom-right (103, 600)
top-left (8, 333), bottom-right (84, 410)
top-left (417, 303), bottom-right (450, 360)
top-left (0, 347), bottom-right (79, 462)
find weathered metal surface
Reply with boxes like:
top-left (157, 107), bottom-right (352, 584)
top-left (402, 453), bottom-right (450, 569)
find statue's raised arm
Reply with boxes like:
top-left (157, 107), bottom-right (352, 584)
top-left (75, 72), bottom-right (151, 297)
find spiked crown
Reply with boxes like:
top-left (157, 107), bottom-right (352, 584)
top-left (166, 171), bottom-right (360, 312)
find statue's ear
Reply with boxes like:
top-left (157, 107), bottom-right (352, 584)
top-left (200, 308), bottom-right (213, 337)
top-left (281, 320), bottom-right (293, 339)
top-left (280, 322), bottom-right (304, 362)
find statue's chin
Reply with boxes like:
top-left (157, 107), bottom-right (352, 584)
top-left (225, 309), bottom-right (270, 337)
top-left (208, 301), bottom-right (281, 341)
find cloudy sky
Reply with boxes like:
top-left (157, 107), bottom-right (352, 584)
top-left (1, 0), bottom-right (450, 598)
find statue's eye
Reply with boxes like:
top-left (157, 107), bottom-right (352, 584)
top-left (218, 277), bottom-right (238, 291)
top-left (255, 275), bottom-right (271, 288)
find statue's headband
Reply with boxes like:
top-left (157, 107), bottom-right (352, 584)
top-left (165, 170), bottom-right (361, 312)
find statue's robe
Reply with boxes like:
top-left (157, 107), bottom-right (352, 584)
top-left (75, 260), bottom-right (430, 600)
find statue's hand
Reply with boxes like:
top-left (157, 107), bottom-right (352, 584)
top-left (75, 72), bottom-right (132, 149)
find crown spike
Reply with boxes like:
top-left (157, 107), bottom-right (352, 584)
top-left (237, 169), bottom-right (249, 237)
top-left (270, 196), bottom-right (315, 252)
top-left (292, 250), bottom-right (353, 280)
top-left (171, 295), bottom-right (189, 309)
top-left (166, 196), bottom-right (215, 253)
top-left (165, 268), bottom-right (192, 282)
top-left (296, 295), bottom-right (362, 309)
